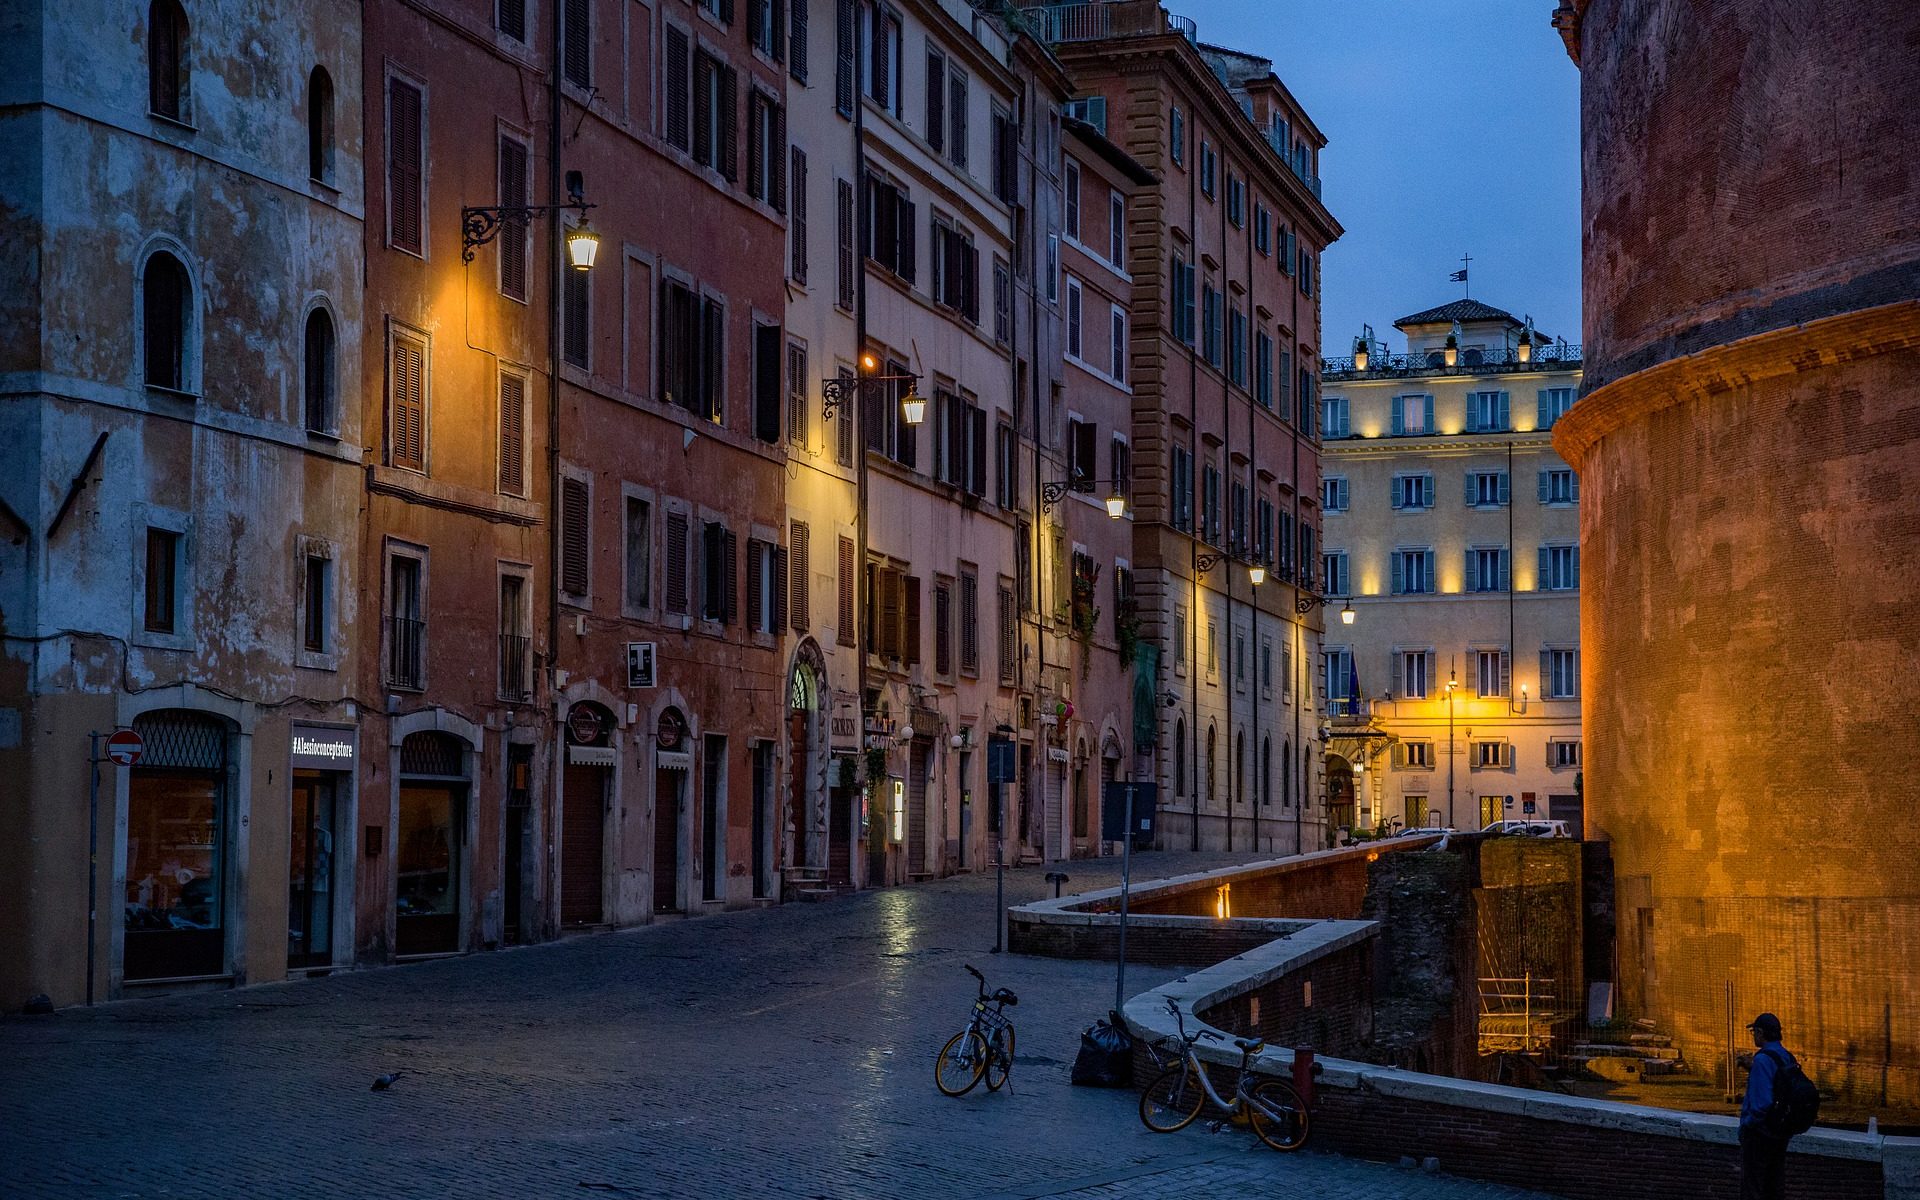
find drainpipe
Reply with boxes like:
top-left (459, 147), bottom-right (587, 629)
top-left (853, 27), bottom-right (873, 889)
top-left (1243, 183), bottom-right (1258, 856)
top-left (1027, 89), bottom-right (1046, 865)
top-left (544, 0), bottom-right (564, 940)
top-left (1184, 125), bottom-right (1199, 853)
top-left (1218, 179), bottom-right (1232, 856)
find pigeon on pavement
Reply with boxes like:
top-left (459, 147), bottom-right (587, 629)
top-left (371, 1072), bottom-right (405, 1091)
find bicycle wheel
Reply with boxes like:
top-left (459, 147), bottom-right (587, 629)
top-left (1245, 1077), bottom-right (1310, 1151)
top-left (1139, 1063), bottom-right (1206, 1132)
top-left (984, 1024), bottom-right (1015, 1091)
top-left (935, 1029), bottom-right (988, 1097)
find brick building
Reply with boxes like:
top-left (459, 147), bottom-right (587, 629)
top-left (1036, 1), bottom-right (1342, 854)
top-left (1319, 300), bottom-right (1584, 836)
top-left (0, 0), bottom-right (366, 1002)
top-left (1553, 0), bottom-right (1920, 1112)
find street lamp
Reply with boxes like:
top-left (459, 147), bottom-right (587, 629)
top-left (900, 386), bottom-right (927, 426)
top-left (1248, 564), bottom-right (1267, 586)
top-left (1041, 478), bottom-right (1127, 518)
top-left (1296, 592), bottom-right (1356, 626)
top-left (819, 365), bottom-right (924, 423)
top-left (461, 170), bottom-right (599, 266)
top-left (1352, 335), bottom-right (1369, 372)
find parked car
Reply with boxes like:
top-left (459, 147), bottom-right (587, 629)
top-left (1396, 825), bottom-right (1456, 838)
top-left (1481, 819), bottom-right (1573, 839)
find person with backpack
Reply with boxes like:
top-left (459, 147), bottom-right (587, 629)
top-left (1739, 1012), bottom-right (1820, 1200)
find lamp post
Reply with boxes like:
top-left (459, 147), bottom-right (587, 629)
top-left (461, 172), bottom-right (600, 267)
top-left (1445, 666), bottom-right (1459, 829)
top-left (1041, 478), bottom-right (1128, 519)
top-left (1295, 592), bottom-right (1356, 626)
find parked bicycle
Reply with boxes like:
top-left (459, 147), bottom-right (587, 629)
top-left (934, 965), bottom-right (1017, 1096)
top-left (1138, 997), bottom-right (1309, 1150)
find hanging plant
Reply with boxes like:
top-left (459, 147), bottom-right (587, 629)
top-left (1115, 610), bottom-right (1144, 668)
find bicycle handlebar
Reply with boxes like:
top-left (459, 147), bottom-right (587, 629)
top-left (964, 964), bottom-right (984, 982)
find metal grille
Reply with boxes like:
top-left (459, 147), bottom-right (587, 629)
top-left (132, 710), bottom-right (228, 770)
top-left (400, 731), bottom-right (467, 778)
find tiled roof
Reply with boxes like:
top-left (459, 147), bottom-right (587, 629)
top-left (1392, 298), bottom-right (1521, 328)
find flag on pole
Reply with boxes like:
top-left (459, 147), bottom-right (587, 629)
top-left (1449, 268), bottom-right (1468, 282)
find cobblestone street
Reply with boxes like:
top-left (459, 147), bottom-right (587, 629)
top-left (1, 852), bottom-right (1551, 1199)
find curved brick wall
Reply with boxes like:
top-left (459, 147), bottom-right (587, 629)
top-left (1557, 0), bottom-right (1920, 1112)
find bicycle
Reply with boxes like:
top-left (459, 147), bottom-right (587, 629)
top-left (1137, 997), bottom-right (1310, 1151)
top-left (934, 965), bottom-right (1018, 1096)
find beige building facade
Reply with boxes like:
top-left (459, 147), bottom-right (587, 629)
top-left (1319, 299), bottom-right (1583, 835)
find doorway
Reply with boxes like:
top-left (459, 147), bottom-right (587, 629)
top-left (654, 766), bottom-right (686, 913)
top-left (503, 744), bottom-right (533, 945)
top-left (288, 771), bottom-right (338, 968)
top-left (560, 761), bottom-right (608, 926)
top-left (1325, 755), bottom-right (1356, 836)
top-left (396, 783), bottom-right (463, 956)
top-left (907, 738), bottom-right (930, 877)
top-left (752, 742), bottom-right (774, 898)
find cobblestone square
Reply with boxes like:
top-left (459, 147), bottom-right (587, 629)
top-left (1, 853), bottom-right (1551, 1199)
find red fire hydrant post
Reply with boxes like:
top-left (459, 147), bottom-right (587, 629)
top-left (1291, 1045), bottom-right (1316, 1109)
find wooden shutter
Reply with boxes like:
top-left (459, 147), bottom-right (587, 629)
top-left (666, 27), bottom-right (690, 151)
top-left (722, 529), bottom-right (739, 624)
top-left (934, 584), bottom-right (952, 674)
top-left (959, 572), bottom-right (978, 675)
top-left (747, 93), bottom-right (765, 200)
top-left (561, 477), bottom-right (590, 596)
top-left (970, 406), bottom-right (986, 496)
top-left (903, 575), bottom-right (921, 665)
top-left (925, 50), bottom-right (945, 154)
top-left (498, 0), bottom-right (526, 39)
top-left (701, 298), bottom-right (725, 421)
top-left (789, 521), bottom-right (810, 632)
top-left (870, 12), bottom-right (890, 105)
top-left (771, 102), bottom-right (787, 211)
top-left (388, 78), bottom-right (423, 254)
top-left (150, 3), bottom-right (182, 118)
top-left (563, 0), bottom-right (591, 86)
top-left (789, 146), bottom-right (807, 280)
top-left (498, 372), bottom-right (525, 495)
top-left (747, 539), bottom-right (765, 629)
top-left (836, 179), bottom-right (855, 309)
top-left (666, 512), bottom-right (689, 613)
top-left (1391, 552), bottom-right (1404, 595)
top-left (391, 334), bottom-right (426, 470)
top-left (773, 545), bottom-right (789, 631)
top-left (718, 66), bottom-right (738, 181)
top-left (898, 196), bottom-right (916, 282)
top-left (499, 137), bottom-right (529, 300)
top-left (753, 321), bottom-right (781, 442)
top-left (787, 341), bottom-right (808, 445)
top-left (693, 52), bottom-right (715, 165)
top-left (949, 71), bottom-right (967, 166)
top-left (789, 0), bottom-right (808, 81)
top-left (834, 0), bottom-right (854, 116)
top-left (836, 536), bottom-right (855, 646)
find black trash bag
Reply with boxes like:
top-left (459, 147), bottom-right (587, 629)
top-left (1071, 1011), bottom-right (1135, 1087)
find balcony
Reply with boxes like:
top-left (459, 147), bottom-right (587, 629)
top-left (499, 633), bottom-right (531, 702)
top-left (1263, 127), bottom-right (1323, 200)
top-left (1322, 343), bottom-right (1583, 381)
top-left (388, 615), bottom-right (424, 691)
top-left (1029, 1), bottom-right (1196, 45)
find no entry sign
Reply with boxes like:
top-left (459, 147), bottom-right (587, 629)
top-left (104, 729), bottom-right (144, 767)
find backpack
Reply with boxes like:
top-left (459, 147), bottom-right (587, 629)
top-left (1760, 1047), bottom-right (1820, 1138)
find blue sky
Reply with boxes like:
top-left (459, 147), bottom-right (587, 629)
top-left (1184, 0), bottom-right (1583, 352)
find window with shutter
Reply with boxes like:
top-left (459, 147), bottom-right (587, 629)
top-left (497, 0), bottom-right (526, 40)
top-left (903, 575), bottom-right (922, 665)
top-left (789, 0), bottom-right (808, 80)
top-left (789, 146), bottom-right (807, 281)
top-left (149, 2), bottom-right (186, 120)
top-left (304, 308), bottom-right (335, 432)
top-left (835, 179), bottom-right (855, 310)
top-left (747, 538), bottom-right (765, 630)
top-left (834, 0), bottom-right (855, 116)
top-left (666, 27), bottom-right (691, 150)
top-left (666, 512), bottom-right (690, 613)
top-left (143, 252), bottom-right (189, 391)
top-left (562, 477), bottom-right (590, 598)
top-left (925, 50), bottom-right (945, 154)
top-left (787, 341), bottom-right (809, 446)
top-left (773, 545), bottom-right (789, 631)
top-left (388, 77), bottom-right (424, 254)
top-left (498, 137), bottom-right (529, 300)
top-left (625, 498), bottom-right (651, 611)
top-left (789, 522), bottom-right (810, 631)
top-left (997, 584), bottom-right (1014, 683)
top-left (563, 0), bottom-right (591, 87)
top-left (753, 321), bottom-right (782, 443)
top-left (949, 70), bottom-right (967, 168)
top-left (959, 570), bottom-right (979, 677)
top-left (700, 297), bottom-right (725, 422)
top-left (390, 332), bottom-right (426, 471)
top-left (836, 536), bottom-right (855, 646)
top-left (723, 531), bottom-right (738, 624)
top-left (497, 371), bottom-right (525, 495)
top-left (969, 406), bottom-right (987, 496)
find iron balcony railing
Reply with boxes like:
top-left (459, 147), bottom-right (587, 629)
top-left (499, 633), bottom-right (531, 702)
top-left (388, 615), bottom-right (425, 690)
top-left (1322, 343), bottom-right (1583, 380)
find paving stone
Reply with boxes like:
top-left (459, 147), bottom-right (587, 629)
top-left (0, 852), bottom-right (1552, 1199)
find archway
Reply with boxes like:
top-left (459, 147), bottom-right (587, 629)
top-left (786, 641), bottom-right (830, 885)
top-left (1325, 754), bottom-right (1356, 842)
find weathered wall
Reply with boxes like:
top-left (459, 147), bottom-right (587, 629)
top-left (1558, 0), bottom-right (1920, 1110)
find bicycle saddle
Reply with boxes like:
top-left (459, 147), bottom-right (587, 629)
top-left (1234, 1036), bottom-right (1265, 1053)
top-left (993, 988), bottom-right (1019, 1006)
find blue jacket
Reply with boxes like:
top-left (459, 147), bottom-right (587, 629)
top-left (1741, 1042), bottom-right (1797, 1128)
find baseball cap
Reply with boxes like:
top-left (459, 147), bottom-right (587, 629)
top-left (1747, 1012), bottom-right (1782, 1037)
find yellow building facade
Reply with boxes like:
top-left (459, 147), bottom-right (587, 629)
top-left (1318, 300), bottom-right (1582, 835)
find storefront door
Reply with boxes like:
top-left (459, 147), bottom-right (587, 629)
top-left (396, 784), bottom-right (462, 956)
top-left (827, 782), bottom-right (853, 886)
top-left (288, 772), bottom-right (337, 968)
top-left (124, 710), bottom-right (229, 982)
top-left (907, 740), bottom-right (929, 876)
top-left (654, 767), bottom-right (685, 913)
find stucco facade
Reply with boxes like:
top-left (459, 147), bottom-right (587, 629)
top-left (0, 0), bottom-right (367, 1004)
top-left (1555, 0), bottom-right (1920, 1112)
top-left (1320, 301), bottom-right (1583, 836)
top-left (1042, 2), bottom-right (1342, 855)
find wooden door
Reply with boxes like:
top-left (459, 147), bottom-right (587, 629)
top-left (560, 763), bottom-right (606, 925)
top-left (654, 768), bottom-right (683, 912)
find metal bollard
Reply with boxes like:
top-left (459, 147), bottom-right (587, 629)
top-left (1045, 871), bottom-right (1069, 898)
top-left (1291, 1045), bottom-right (1317, 1108)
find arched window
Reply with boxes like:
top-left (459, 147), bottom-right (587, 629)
top-left (143, 251), bottom-right (190, 390)
top-left (1173, 718), bottom-right (1186, 797)
top-left (148, 1), bottom-right (188, 121)
top-left (308, 67), bottom-right (335, 182)
top-left (303, 307), bottom-right (336, 432)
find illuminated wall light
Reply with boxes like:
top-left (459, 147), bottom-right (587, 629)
top-left (891, 779), bottom-right (905, 842)
top-left (1214, 883), bottom-right (1233, 920)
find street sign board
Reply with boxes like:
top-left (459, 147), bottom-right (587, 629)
top-left (986, 736), bottom-right (1016, 783)
top-left (104, 729), bottom-right (143, 767)
top-left (1102, 781), bottom-right (1158, 844)
top-left (626, 641), bottom-right (656, 688)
